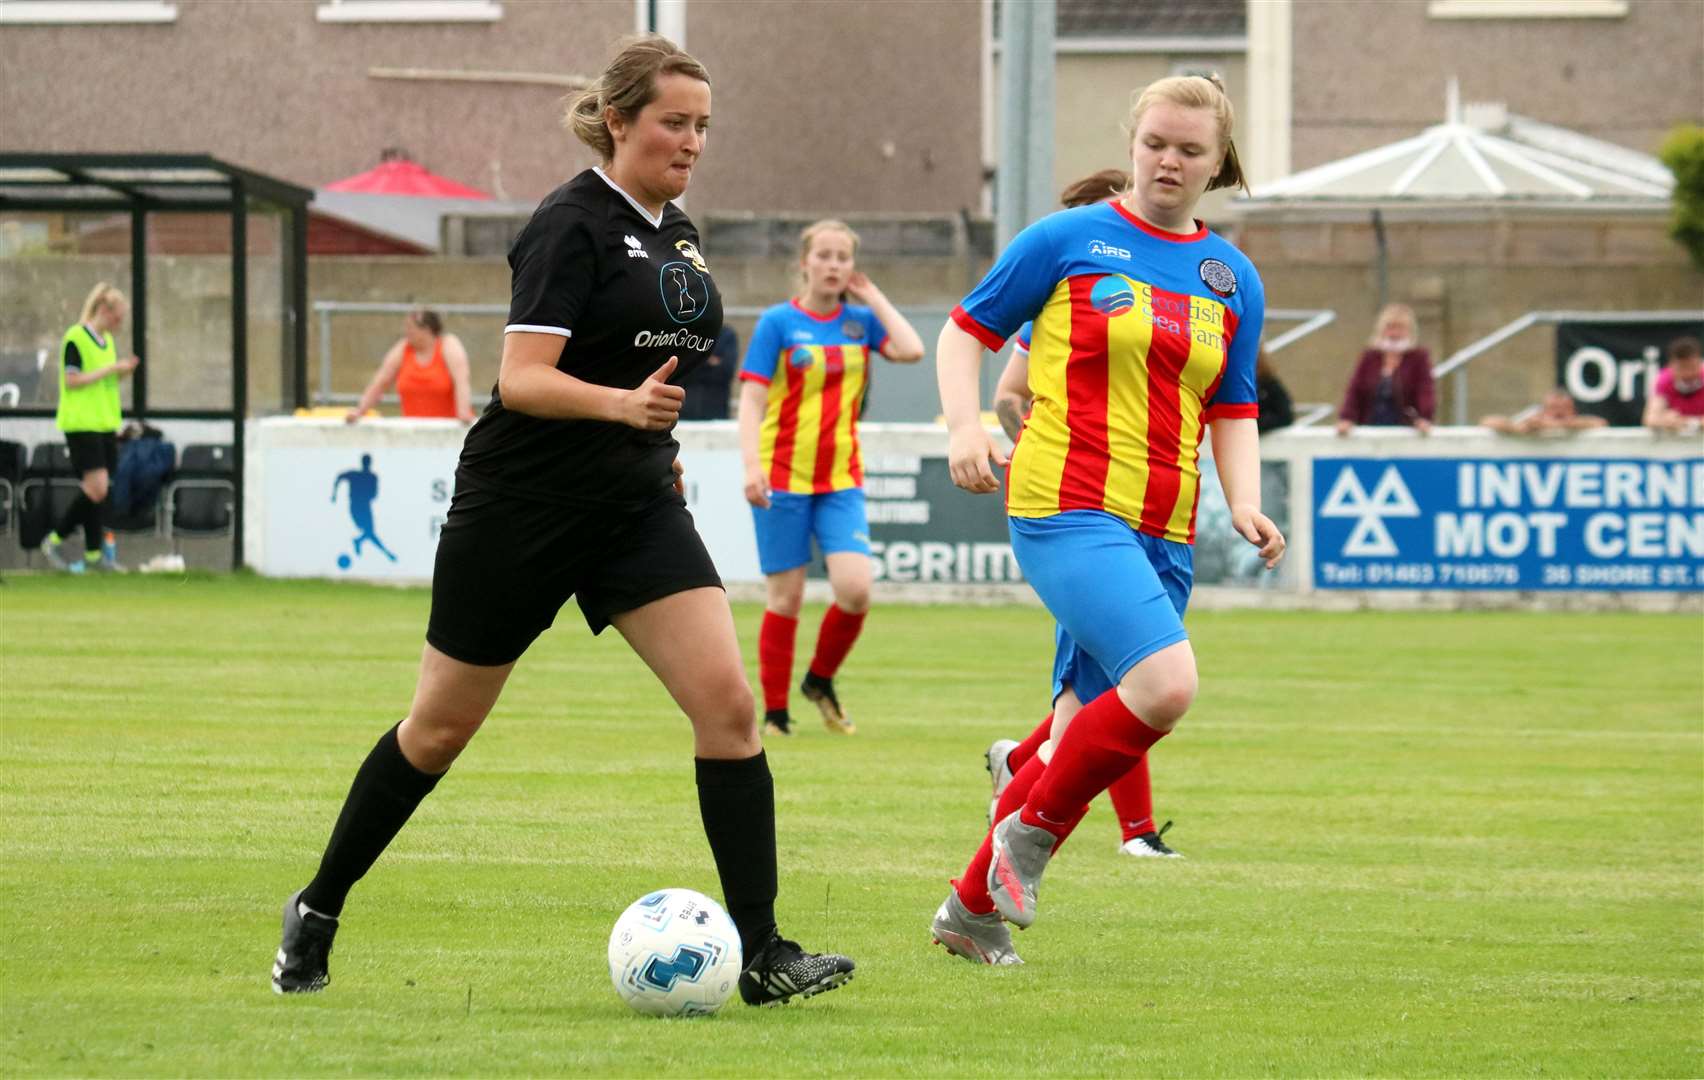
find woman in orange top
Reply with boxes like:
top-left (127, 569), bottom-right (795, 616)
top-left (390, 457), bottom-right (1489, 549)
top-left (346, 308), bottom-right (475, 422)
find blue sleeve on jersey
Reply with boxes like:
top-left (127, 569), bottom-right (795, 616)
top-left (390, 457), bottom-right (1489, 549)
top-left (741, 308), bottom-right (785, 383)
top-left (860, 306), bottom-right (889, 355)
top-left (1210, 262), bottom-right (1265, 412)
top-left (1015, 320), bottom-right (1034, 351)
top-left (953, 216), bottom-right (1061, 348)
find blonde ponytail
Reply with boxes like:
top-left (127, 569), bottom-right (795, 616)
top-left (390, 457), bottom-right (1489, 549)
top-left (79, 281), bottom-right (125, 324)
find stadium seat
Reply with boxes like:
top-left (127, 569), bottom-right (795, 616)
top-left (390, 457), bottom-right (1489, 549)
top-left (166, 443), bottom-right (235, 544)
top-left (19, 443), bottom-right (81, 552)
top-left (0, 439), bottom-right (23, 536)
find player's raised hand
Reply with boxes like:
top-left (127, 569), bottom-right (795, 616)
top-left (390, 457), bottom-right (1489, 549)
top-left (1232, 507), bottom-right (1286, 569)
top-left (621, 356), bottom-right (686, 430)
top-left (947, 424), bottom-right (1008, 494)
top-left (845, 271), bottom-right (877, 304)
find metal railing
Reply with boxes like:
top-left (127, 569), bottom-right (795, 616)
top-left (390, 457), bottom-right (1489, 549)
top-left (1432, 310), bottom-right (1704, 425)
top-left (312, 301), bottom-right (1341, 415)
top-left (1265, 309), bottom-right (1336, 354)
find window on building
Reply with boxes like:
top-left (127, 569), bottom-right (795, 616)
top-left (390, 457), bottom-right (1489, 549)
top-left (1428, 0), bottom-right (1628, 17)
top-left (0, 1), bottom-right (177, 25)
top-left (993, 0), bottom-right (1246, 38)
top-left (315, 0), bottom-right (502, 23)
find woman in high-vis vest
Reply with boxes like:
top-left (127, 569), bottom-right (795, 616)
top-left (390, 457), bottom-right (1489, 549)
top-left (40, 282), bottom-right (140, 573)
top-left (345, 308), bottom-right (475, 423)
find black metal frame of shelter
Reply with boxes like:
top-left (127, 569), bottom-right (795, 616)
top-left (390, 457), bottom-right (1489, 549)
top-left (0, 153), bottom-right (313, 569)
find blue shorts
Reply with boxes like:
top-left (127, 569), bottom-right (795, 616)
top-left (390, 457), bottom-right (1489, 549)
top-left (1007, 511), bottom-right (1193, 704)
top-left (750, 488), bottom-right (872, 575)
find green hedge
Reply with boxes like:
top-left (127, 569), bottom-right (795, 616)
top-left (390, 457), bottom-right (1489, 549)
top-left (1659, 124), bottom-right (1704, 272)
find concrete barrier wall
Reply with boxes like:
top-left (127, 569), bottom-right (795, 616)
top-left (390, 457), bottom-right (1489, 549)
top-left (242, 418), bottom-right (1702, 611)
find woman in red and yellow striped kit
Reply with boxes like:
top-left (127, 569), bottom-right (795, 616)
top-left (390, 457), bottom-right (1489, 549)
top-left (929, 75), bottom-right (1286, 965)
top-left (737, 220), bottom-right (923, 737)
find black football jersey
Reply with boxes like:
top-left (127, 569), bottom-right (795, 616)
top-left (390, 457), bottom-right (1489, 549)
top-left (457, 168), bottom-right (723, 505)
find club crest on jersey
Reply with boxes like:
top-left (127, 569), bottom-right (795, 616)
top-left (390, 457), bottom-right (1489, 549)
top-left (840, 320), bottom-right (866, 340)
top-left (659, 260), bottom-right (710, 325)
top-left (1199, 258), bottom-right (1237, 297)
top-left (675, 239), bottom-right (709, 273)
top-left (1089, 240), bottom-right (1131, 260)
top-left (623, 235), bottom-right (649, 259)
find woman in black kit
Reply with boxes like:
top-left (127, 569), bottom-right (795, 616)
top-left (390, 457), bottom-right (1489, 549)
top-left (271, 34), bottom-right (855, 1008)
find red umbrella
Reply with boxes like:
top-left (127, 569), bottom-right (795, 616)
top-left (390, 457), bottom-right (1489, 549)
top-left (324, 158), bottom-right (491, 199)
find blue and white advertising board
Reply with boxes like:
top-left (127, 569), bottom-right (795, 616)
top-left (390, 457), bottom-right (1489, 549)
top-left (251, 438), bottom-right (762, 582)
top-left (1313, 457), bottom-right (1704, 590)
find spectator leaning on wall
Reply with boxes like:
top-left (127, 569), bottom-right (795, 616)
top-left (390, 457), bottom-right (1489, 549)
top-left (1336, 303), bottom-right (1435, 436)
top-left (1481, 387), bottom-right (1607, 436)
top-left (1643, 335), bottom-right (1704, 434)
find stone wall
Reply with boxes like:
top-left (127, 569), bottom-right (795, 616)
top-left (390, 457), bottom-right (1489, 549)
top-left (1230, 210), bottom-right (1704, 420)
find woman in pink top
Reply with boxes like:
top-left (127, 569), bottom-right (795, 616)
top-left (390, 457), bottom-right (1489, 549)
top-left (1644, 335), bottom-right (1704, 432)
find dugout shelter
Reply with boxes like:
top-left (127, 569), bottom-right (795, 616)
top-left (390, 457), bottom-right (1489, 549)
top-left (0, 153), bottom-right (313, 569)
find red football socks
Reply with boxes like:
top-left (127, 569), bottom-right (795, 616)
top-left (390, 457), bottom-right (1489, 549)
top-left (1107, 755), bottom-right (1155, 841)
top-left (758, 611), bottom-right (798, 713)
top-left (807, 604), bottom-right (866, 679)
top-left (1005, 713), bottom-right (1052, 774)
top-left (954, 753), bottom-right (1088, 915)
top-left (1022, 688), bottom-right (1167, 839)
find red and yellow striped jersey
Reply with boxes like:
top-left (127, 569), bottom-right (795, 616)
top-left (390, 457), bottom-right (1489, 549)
top-left (740, 300), bottom-right (888, 494)
top-left (952, 201), bottom-right (1264, 543)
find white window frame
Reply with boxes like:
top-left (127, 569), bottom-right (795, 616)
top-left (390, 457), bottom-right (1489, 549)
top-left (0, 1), bottom-right (177, 25)
top-left (316, 0), bottom-right (501, 24)
top-left (633, 0), bottom-right (685, 41)
top-left (1428, 0), bottom-right (1628, 18)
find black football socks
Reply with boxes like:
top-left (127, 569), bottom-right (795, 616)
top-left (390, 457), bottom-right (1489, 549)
top-left (301, 723), bottom-right (445, 918)
top-left (695, 751), bottom-right (779, 958)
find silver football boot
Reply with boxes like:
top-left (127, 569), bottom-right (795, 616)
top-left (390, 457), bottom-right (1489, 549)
top-left (984, 738), bottom-right (1018, 824)
top-left (987, 811), bottom-right (1057, 928)
top-left (930, 890), bottom-right (1022, 965)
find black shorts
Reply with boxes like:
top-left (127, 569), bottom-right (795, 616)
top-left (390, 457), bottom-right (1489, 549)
top-left (425, 484), bottom-right (724, 666)
top-left (65, 431), bottom-right (118, 476)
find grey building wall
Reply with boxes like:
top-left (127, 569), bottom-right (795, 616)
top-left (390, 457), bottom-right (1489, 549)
top-left (0, 0), bottom-right (984, 213)
top-left (685, 0), bottom-right (983, 214)
top-left (1290, 0), bottom-right (1704, 169)
top-left (0, 1), bottom-right (625, 200)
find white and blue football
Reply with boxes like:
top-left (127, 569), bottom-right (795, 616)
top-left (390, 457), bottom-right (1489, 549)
top-left (607, 888), bottom-right (742, 1017)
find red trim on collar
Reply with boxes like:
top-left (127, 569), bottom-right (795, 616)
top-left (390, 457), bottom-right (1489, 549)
top-left (1108, 199), bottom-right (1207, 243)
top-left (790, 298), bottom-right (844, 323)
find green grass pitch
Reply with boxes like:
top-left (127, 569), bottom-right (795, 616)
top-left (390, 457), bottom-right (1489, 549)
top-left (2, 574), bottom-right (1700, 1077)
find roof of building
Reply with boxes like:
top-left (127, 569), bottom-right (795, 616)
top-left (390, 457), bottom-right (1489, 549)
top-left (310, 190), bottom-right (536, 253)
top-left (0, 152), bottom-right (312, 210)
top-left (1241, 83), bottom-right (1672, 210)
